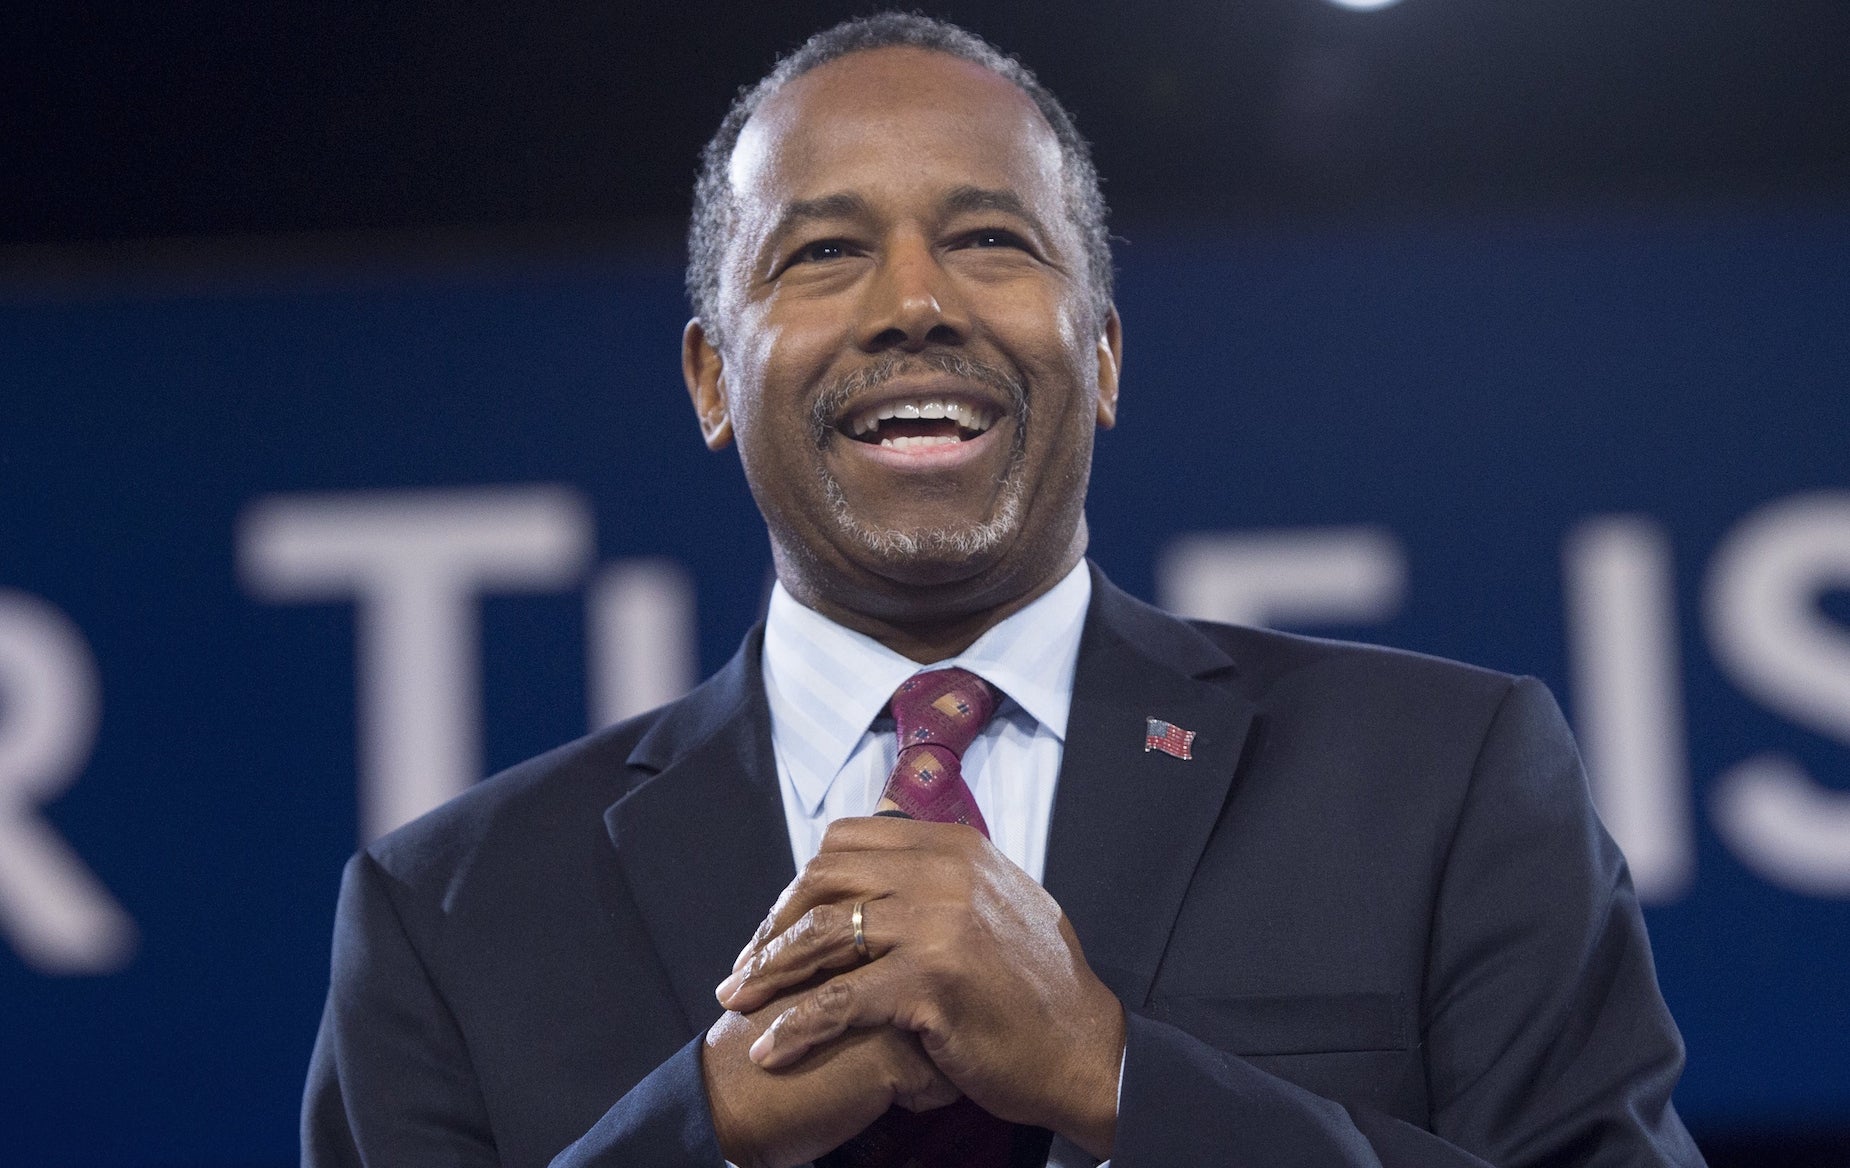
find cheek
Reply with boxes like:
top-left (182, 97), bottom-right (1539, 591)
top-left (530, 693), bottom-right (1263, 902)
top-left (1014, 311), bottom-right (1100, 416)
top-left (722, 324), bottom-right (850, 470)
top-left (733, 302), bottom-right (850, 396)
top-left (986, 282), bottom-right (1089, 369)
top-left (722, 320), bottom-right (796, 434)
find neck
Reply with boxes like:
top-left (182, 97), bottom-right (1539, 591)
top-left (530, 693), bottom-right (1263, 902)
top-left (779, 540), bottom-right (1087, 664)
top-left (822, 595), bottom-right (1043, 663)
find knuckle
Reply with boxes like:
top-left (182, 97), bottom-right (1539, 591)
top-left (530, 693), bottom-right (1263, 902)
top-left (814, 976), bottom-right (855, 1013)
top-left (820, 818), bottom-right (862, 851)
top-left (893, 1060), bottom-right (932, 1104)
top-left (790, 855), bottom-right (843, 903)
top-left (770, 882), bottom-right (801, 915)
top-left (924, 914), bottom-right (974, 968)
top-left (902, 1000), bottom-right (946, 1037)
top-left (741, 947), bottom-right (766, 979)
top-left (790, 906), bottom-right (831, 949)
top-left (761, 1013), bottom-right (791, 1050)
top-left (780, 876), bottom-right (816, 913)
top-left (824, 903), bottom-right (852, 947)
top-left (791, 857), bottom-right (835, 896)
top-left (752, 932), bottom-right (788, 972)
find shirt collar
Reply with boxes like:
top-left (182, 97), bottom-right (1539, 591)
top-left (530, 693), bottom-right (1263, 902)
top-left (762, 560), bottom-right (1092, 815)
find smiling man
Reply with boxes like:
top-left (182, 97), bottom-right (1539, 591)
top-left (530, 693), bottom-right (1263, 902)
top-left (682, 27), bottom-right (1119, 657)
top-left (304, 14), bottom-right (1704, 1168)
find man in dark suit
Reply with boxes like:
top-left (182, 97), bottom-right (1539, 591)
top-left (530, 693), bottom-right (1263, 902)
top-left (303, 14), bottom-right (1705, 1168)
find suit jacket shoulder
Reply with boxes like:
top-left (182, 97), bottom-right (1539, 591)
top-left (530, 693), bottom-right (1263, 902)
top-left (315, 630), bottom-right (782, 1168)
top-left (365, 621), bottom-right (764, 884)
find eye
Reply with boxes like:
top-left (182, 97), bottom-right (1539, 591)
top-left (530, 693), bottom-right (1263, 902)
top-left (792, 239), bottom-right (853, 264)
top-left (964, 228), bottom-right (1028, 250)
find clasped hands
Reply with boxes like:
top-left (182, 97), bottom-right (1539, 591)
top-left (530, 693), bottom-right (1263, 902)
top-left (700, 817), bottom-right (1124, 1168)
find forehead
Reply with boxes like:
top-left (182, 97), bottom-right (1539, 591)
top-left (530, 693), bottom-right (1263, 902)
top-left (728, 47), bottom-right (1066, 224)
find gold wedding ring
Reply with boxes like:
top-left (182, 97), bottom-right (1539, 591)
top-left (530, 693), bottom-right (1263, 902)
top-left (851, 900), bottom-right (870, 961)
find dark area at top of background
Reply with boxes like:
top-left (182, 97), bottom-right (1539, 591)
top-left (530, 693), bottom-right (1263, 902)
top-left (4, 0), bottom-right (1848, 255)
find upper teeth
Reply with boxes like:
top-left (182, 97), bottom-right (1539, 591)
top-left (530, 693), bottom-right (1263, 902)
top-left (848, 399), bottom-right (996, 436)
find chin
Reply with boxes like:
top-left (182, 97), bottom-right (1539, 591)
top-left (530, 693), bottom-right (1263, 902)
top-left (823, 474), bottom-right (1025, 570)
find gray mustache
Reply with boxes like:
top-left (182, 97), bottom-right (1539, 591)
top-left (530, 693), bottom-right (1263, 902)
top-left (811, 352), bottom-right (1029, 446)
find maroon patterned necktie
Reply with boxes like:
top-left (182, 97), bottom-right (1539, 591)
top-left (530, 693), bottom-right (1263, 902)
top-left (826, 668), bottom-right (1021, 1168)
top-left (875, 667), bottom-right (998, 832)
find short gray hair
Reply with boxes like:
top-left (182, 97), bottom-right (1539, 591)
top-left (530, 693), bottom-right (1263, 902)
top-left (686, 13), bottom-right (1113, 347)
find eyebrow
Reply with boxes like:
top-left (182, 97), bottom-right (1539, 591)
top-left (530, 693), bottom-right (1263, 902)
top-left (941, 185), bottom-right (1041, 228)
top-left (760, 185), bottom-right (1055, 261)
top-left (766, 192), bottom-right (874, 248)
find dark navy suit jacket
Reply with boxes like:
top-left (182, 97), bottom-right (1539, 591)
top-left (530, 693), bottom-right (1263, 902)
top-left (303, 568), bottom-right (1704, 1167)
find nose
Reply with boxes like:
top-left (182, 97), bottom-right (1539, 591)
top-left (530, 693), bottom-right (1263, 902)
top-left (856, 234), bottom-right (970, 352)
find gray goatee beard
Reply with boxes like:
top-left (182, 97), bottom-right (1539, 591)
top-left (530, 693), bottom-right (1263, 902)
top-left (822, 465), bottom-right (1027, 561)
top-left (810, 352), bottom-right (1031, 563)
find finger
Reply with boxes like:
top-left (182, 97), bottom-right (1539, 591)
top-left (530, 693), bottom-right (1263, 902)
top-left (892, 1058), bottom-right (961, 1113)
top-left (732, 878), bottom-right (814, 972)
top-left (732, 851), bottom-right (900, 972)
top-left (719, 898), bottom-right (895, 1011)
top-left (818, 814), bottom-right (973, 855)
top-left (749, 960), bottom-right (910, 1070)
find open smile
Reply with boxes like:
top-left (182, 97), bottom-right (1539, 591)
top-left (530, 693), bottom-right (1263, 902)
top-left (841, 396), bottom-right (1000, 450)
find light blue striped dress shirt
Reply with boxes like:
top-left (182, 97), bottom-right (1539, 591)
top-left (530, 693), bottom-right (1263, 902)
top-left (761, 560), bottom-right (1091, 879)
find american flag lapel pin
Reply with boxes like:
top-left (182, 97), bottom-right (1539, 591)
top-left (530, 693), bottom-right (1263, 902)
top-left (1144, 716), bottom-right (1196, 760)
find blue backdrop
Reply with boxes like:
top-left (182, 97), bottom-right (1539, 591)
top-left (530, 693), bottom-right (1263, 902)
top-left (3, 208), bottom-right (1846, 1164)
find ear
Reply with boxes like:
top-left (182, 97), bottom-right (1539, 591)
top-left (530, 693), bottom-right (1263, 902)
top-left (683, 318), bottom-right (733, 450)
top-left (1094, 306), bottom-right (1122, 429)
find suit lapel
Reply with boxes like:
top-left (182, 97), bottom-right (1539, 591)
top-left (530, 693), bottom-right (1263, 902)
top-left (604, 629), bottom-right (797, 1034)
top-left (1042, 570), bottom-right (1255, 1010)
top-left (603, 572), bottom-right (1256, 1031)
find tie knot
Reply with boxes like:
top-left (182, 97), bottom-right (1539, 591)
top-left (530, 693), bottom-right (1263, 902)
top-left (889, 667), bottom-right (998, 759)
